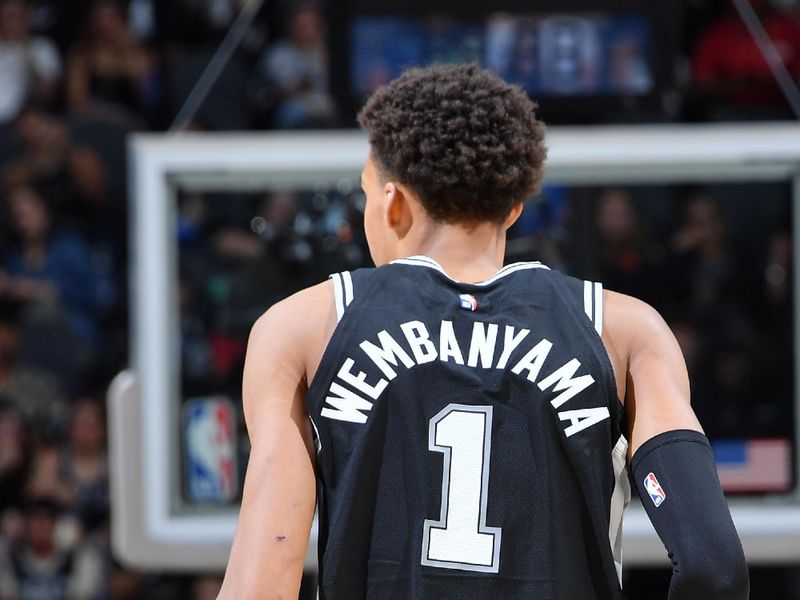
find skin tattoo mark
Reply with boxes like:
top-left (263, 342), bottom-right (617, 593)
top-left (276, 535), bottom-right (287, 542)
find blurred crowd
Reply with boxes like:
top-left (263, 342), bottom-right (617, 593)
top-left (574, 185), bottom-right (793, 440)
top-left (177, 187), bottom-right (366, 401)
top-left (0, 0), bottom-right (797, 597)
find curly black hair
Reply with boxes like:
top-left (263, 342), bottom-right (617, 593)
top-left (357, 63), bottom-right (547, 224)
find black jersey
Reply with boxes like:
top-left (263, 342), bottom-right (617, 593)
top-left (305, 255), bottom-right (630, 600)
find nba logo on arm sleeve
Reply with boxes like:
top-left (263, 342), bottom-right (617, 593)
top-left (644, 472), bottom-right (666, 507)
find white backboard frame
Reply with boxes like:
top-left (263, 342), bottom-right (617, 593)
top-left (112, 124), bottom-right (800, 571)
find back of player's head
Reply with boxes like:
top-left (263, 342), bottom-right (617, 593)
top-left (357, 63), bottom-right (547, 224)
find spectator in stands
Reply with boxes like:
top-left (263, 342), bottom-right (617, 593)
top-left (759, 228), bottom-right (793, 432)
top-left (764, 228), bottom-right (792, 312)
top-left (0, 498), bottom-right (103, 600)
top-left (66, 0), bottom-right (153, 122)
top-left (4, 107), bottom-right (107, 228)
top-left (24, 399), bottom-right (108, 533)
top-left (3, 185), bottom-right (100, 348)
top-left (253, 3), bottom-right (336, 128)
top-left (699, 327), bottom-right (764, 437)
top-left (0, 317), bottom-right (66, 440)
top-left (0, 398), bottom-right (30, 521)
top-left (0, 0), bottom-right (62, 124)
top-left (62, 399), bottom-right (107, 533)
top-left (692, 0), bottom-right (800, 119)
top-left (594, 188), bottom-right (658, 303)
top-left (670, 192), bottom-right (737, 317)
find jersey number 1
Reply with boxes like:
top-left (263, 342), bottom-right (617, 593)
top-left (421, 404), bottom-right (502, 573)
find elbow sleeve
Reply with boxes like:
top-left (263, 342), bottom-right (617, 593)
top-left (631, 429), bottom-right (750, 600)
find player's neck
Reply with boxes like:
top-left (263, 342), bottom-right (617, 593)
top-left (406, 221), bottom-right (507, 284)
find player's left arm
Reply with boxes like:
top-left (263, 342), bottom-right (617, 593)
top-left (218, 289), bottom-right (324, 600)
top-left (604, 290), bottom-right (749, 600)
top-left (602, 291), bottom-right (702, 455)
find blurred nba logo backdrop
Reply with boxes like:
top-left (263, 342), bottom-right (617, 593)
top-left (183, 397), bottom-right (238, 503)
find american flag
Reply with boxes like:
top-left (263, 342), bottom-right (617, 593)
top-left (713, 438), bottom-right (794, 493)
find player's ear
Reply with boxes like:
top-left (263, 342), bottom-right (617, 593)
top-left (504, 203), bottom-right (524, 230)
top-left (384, 182), bottom-right (412, 238)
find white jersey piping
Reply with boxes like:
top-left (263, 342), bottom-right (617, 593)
top-left (583, 280), bottom-right (604, 336)
top-left (608, 434), bottom-right (631, 586)
top-left (390, 255), bottom-right (549, 287)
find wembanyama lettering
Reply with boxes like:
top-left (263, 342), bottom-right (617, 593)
top-left (321, 320), bottom-right (610, 438)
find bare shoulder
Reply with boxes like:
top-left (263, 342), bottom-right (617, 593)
top-left (604, 289), bottom-right (668, 339)
top-left (602, 289), bottom-right (677, 364)
top-left (246, 279), bottom-right (338, 383)
top-left (599, 290), bottom-right (664, 404)
top-left (250, 280), bottom-right (333, 338)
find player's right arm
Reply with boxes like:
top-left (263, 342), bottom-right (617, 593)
top-left (218, 283), bottom-right (333, 600)
top-left (604, 291), bottom-right (749, 599)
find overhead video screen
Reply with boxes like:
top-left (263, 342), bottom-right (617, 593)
top-left (351, 12), bottom-right (653, 98)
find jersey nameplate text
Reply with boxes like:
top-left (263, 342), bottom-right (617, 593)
top-left (320, 319), bottom-right (610, 438)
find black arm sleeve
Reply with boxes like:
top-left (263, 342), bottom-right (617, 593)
top-left (630, 429), bottom-right (750, 600)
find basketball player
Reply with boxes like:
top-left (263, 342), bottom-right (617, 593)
top-left (219, 64), bottom-right (749, 599)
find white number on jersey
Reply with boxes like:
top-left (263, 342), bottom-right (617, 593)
top-left (421, 404), bottom-right (502, 572)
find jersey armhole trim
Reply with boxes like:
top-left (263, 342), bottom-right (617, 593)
top-left (609, 433), bottom-right (630, 586)
top-left (329, 271), bottom-right (354, 323)
top-left (583, 280), bottom-right (604, 336)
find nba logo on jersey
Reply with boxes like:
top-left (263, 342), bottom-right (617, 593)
top-left (183, 397), bottom-right (238, 503)
top-left (644, 472), bottom-right (667, 507)
top-left (459, 293), bottom-right (478, 311)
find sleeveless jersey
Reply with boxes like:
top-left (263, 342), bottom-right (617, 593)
top-left (305, 255), bottom-right (630, 600)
